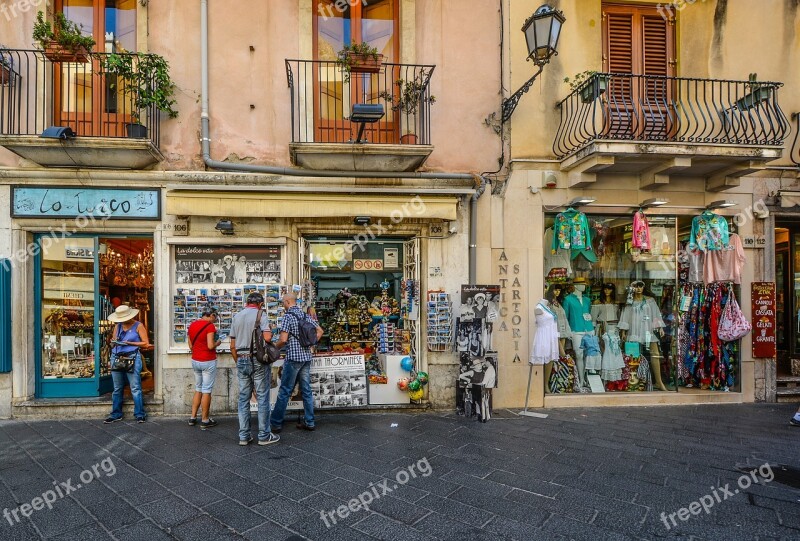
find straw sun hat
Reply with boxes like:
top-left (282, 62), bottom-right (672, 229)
top-left (107, 305), bottom-right (139, 323)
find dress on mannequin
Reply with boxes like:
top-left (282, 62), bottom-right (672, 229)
top-left (531, 300), bottom-right (559, 365)
top-left (619, 282), bottom-right (668, 391)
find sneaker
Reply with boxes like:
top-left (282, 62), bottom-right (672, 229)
top-left (103, 416), bottom-right (121, 424)
top-left (296, 421), bottom-right (315, 431)
top-left (239, 437), bottom-right (253, 446)
top-left (200, 418), bottom-right (218, 430)
top-left (270, 425), bottom-right (282, 434)
top-left (790, 417), bottom-right (800, 427)
top-left (137, 417), bottom-right (146, 424)
top-left (188, 417), bottom-right (197, 426)
top-left (258, 433), bottom-right (280, 446)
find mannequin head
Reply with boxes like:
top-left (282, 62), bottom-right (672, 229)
top-left (574, 284), bottom-right (586, 293)
top-left (572, 277), bottom-right (589, 295)
top-left (545, 283), bottom-right (564, 304)
top-left (600, 283), bottom-right (616, 304)
top-left (630, 280), bottom-right (645, 299)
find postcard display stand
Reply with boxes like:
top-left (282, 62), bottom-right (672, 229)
top-left (426, 291), bottom-right (453, 351)
top-left (173, 284), bottom-right (288, 350)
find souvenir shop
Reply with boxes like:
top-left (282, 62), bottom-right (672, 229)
top-left (534, 205), bottom-right (749, 398)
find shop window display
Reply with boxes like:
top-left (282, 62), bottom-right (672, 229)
top-left (543, 212), bottom-right (742, 395)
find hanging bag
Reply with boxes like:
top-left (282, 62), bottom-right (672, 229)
top-left (250, 309), bottom-right (280, 365)
top-left (717, 292), bottom-right (751, 342)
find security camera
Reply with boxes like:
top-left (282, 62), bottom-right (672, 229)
top-left (448, 222), bottom-right (458, 234)
top-left (753, 208), bottom-right (770, 219)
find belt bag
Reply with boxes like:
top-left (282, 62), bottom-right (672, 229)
top-left (111, 352), bottom-right (136, 372)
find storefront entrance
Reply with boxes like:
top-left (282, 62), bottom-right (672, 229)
top-left (35, 235), bottom-right (155, 398)
top-left (775, 222), bottom-right (799, 377)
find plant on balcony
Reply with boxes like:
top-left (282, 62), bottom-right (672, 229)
top-left (0, 47), bottom-right (12, 86)
top-left (336, 42), bottom-right (383, 82)
top-left (564, 70), bottom-right (609, 103)
top-left (33, 11), bottom-right (95, 62)
top-left (378, 71), bottom-right (436, 144)
top-left (735, 73), bottom-right (774, 111)
top-left (102, 52), bottom-right (178, 137)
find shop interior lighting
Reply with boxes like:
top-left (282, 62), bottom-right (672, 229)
top-left (566, 196), bottom-right (596, 207)
top-left (214, 219), bottom-right (235, 235)
top-left (639, 197), bottom-right (670, 208)
top-left (40, 126), bottom-right (76, 139)
top-left (706, 200), bottom-right (737, 210)
top-left (349, 104), bottom-right (385, 143)
top-left (354, 216), bottom-right (371, 226)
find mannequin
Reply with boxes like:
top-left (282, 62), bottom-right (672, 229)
top-left (532, 291), bottom-right (561, 386)
top-left (593, 283), bottom-right (624, 383)
top-left (562, 277), bottom-right (594, 388)
top-left (619, 281), bottom-right (668, 391)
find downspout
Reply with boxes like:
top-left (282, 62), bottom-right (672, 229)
top-left (199, 0), bottom-right (486, 278)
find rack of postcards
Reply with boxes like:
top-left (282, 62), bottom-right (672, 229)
top-left (172, 284), bottom-right (289, 350)
top-left (426, 291), bottom-right (453, 351)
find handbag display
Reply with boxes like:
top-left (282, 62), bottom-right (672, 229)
top-left (718, 292), bottom-right (751, 342)
top-left (110, 353), bottom-right (136, 372)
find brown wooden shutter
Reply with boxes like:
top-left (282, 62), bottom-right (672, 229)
top-left (603, 9), bottom-right (636, 138)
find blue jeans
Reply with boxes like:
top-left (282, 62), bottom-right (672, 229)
top-left (270, 360), bottom-right (314, 428)
top-left (236, 354), bottom-right (272, 441)
top-left (109, 353), bottom-right (145, 420)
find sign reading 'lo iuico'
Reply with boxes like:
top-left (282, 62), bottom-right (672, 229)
top-left (751, 282), bottom-right (776, 358)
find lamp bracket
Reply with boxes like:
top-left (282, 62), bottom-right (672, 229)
top-left (501, 64), bottom-right (545, 123)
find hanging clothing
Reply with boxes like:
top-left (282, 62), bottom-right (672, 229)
top-left (703, 233), bottom-right (746, 284)
top-left (562, 293), bottom-right (594, 332)
top-left (580, 334), bottom-right (602, 371)
top-left (543, 228), bottom-right (573, 276)
top-left (600, 326), bottom-right (625, 381)
top-left (619, 297), bottom-right (664, 345)
top-left (686, 248), bottom-right (705, 283)
top-left (552, 209), bottom-right (592, 252)
top-left (530, 302), bottom-right (560, 365)
top-left (632, 211), bottom-right (651, 250)
top-left (552, 302), bottom-right (570, 337)
top-left (688, 211), bottom-right (730, 251)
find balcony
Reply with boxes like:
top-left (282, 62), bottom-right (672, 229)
top-left (285, 59), bottom-right (435, 172)
top-left (0, 49), bottom-right (164, 169)
top-left (553, 73), bottom-right (789, 190)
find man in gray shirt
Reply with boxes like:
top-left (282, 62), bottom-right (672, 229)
top-left (229, 292), bottom-right (280, 446)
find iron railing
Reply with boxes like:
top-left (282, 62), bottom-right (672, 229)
top-left (553, 73), bottom-right (789, 159)
top-left (0, 49), bottom-right (160, 147)
top-left (791, 113), bottom-right (800, 167)
top-left (285, 59), bottom-right (435, 145)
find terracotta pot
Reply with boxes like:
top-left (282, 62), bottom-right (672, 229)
top-left (347, 52), bottom-right (384, 74)
top-left (43, 41), bottom-right (90, 63)
top-left (0, 65), bottom-right (11, 85)
top-left (400, 133), bottom-right (418, 145)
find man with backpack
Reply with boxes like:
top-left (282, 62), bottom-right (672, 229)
top-left (229, 292), bottom-right (280, 446)
top-left (270, 293), bottom-right (323, 432)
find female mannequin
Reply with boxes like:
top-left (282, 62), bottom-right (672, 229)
top-left (593, 284), bottom-right (624, 383)
top-left (619, 281), bottom-right (668, 391)
top-left (562, 277), bottom-right (594, 388)
top-left (542, 284), bottom-right (568, 387)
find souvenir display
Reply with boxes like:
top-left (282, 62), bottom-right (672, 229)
top-left (426, 291), bottom-right (453, 352)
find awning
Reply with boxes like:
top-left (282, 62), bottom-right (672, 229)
top-left (166, 191), bottom-right (459, 220)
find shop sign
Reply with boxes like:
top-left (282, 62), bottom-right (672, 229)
top-left (353, 259), bottom-right (383, 270)
top-left (65, 247), bottom-right (93, 259)
top-left (384, 248), bottom-right (399, 268)
top-left (11, 187), bottom-right (161, 220)
top-left (752, 282), bottom-right (776, 358)
top-left (267, 354), bottom-right (367, 410)
top-left (742, 235), bottom-right (767, 249)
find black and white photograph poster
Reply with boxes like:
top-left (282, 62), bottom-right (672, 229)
top-left (460, 284), bottom-right (500, 357)
top-left (175, 245), bottom-right (282, 285)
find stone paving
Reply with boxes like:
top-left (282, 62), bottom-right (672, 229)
top-left (0, 403), bottom-right (799, 540)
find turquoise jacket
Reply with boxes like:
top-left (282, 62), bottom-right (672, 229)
top-left (562, 293), bottom-right (594, 332)
top-left (552, 209), bottom-right (592, 252)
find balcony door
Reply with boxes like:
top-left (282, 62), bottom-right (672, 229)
top-left (54, 0), bottom-right (137, 137)
top-left (313, 0), bottom-right (399, 143)
top-left (602, 3), bottom-right (676, 140)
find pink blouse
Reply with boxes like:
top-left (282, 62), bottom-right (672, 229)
top-left (703, 233), bottom-right (745, 284)
top-left (632, 211), bottom-right (651, 250)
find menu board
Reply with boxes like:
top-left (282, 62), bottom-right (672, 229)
top-left (752, 282), bottom-right (776, 358)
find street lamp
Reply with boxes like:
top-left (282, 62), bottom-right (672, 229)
top-left (501, 4), bottom-right (566, 122)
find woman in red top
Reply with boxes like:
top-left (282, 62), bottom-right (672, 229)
top-left (188, 305), bottom-right (222, 429)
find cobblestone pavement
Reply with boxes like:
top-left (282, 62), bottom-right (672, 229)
top-left (0, 403), bottom-right (798, 540)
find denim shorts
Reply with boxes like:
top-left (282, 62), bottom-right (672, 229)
top-left (192, 360), bottom-right (217, 393)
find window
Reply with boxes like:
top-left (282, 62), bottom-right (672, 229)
top-left (602, 3), bottom-right (676, 139)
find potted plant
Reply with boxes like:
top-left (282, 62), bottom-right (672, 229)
top-left (378, 70), bottom-right (436, 144)
top-left (564, 70), bottom-right (609, 103)
top-left (735, 73), bottom-right (774, 111)
top-left (336, 42), bottom-right (384, 82)
top-left (33, 11), bottom-right (95, 62)
top-left (102, 52), bottom-right (178, 137)
top-left (0, 47), bottom-right (12, 86)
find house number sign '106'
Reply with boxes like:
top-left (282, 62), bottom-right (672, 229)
top-left (11, 187), bottom-right (161, 220)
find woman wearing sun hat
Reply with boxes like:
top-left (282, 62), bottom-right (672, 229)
top-left (104, 305), bottom-right (150, 424)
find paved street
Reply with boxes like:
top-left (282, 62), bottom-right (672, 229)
top-left (0, 403), bottom-right (798, 541)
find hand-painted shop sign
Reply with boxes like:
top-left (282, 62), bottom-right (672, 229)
top-left (11, 187), bottom-right (161, 220)
top-left (752, 282), bottom-right (776, 358)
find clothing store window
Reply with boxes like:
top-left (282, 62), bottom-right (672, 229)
top-left (543, 211), bottom-right (742, 396)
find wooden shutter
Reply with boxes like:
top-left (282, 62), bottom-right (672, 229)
top-left (603, 9), bottom-right (636, 138)
top-left (641, 14), bottom-right (674, 139)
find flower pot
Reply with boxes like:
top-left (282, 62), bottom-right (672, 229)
top-left (0, 64), bottom-right (10, 86)
top-left (125, 122), bottom-right (148, 139)
top-left (400, 133), bottom-right (418, 145)
top-left (579, 76), bottom-right (608, 103)
top-left (42, 41), bottom-right (90, 63)
top-left (735, 86), bottom-right (772, 111)
top-left (348, 52), bottom-right (384, 74)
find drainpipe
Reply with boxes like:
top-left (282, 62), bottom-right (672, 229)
top-left (199, 0), bottom-right (486, 277)
top-left (469, 176), bottom-right (489, 284)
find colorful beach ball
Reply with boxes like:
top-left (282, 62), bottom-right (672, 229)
top-left (400, 356), bottom-right (414, 371)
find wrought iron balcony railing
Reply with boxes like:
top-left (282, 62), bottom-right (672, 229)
top-left (0, 49), bottom-right (161, 147)
top-left (553, 73), bottom-right (789, 159)
top-left (285, 59), bottom-right (435, 145)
